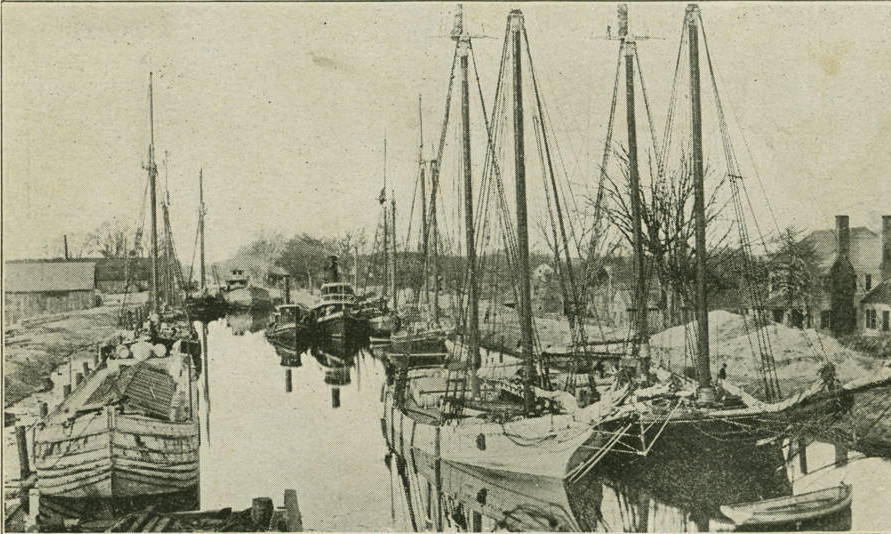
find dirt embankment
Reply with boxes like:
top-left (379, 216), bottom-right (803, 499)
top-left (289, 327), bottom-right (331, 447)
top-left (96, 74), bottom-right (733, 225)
top-left (649, 310), bottom-right (886, 398)
top-left (4, 305), bottom-right (129, 408)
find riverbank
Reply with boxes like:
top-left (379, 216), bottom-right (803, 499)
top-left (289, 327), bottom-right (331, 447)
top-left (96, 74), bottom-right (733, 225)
top-left (3, 299), bottom-right (143, 410)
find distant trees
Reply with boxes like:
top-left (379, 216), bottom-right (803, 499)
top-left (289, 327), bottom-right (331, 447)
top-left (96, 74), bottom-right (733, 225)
top-left (87, 218), bottom-right (133, 258)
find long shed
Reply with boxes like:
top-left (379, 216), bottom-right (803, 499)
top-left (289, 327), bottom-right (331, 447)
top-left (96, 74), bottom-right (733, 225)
top-left (4, 261), bottom-right (96, 323)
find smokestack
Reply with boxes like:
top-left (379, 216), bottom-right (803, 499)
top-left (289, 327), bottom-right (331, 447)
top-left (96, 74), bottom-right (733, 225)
top-left (882, 215), bottom-right (891, 281)
top-left (63, 235), bottom-right (69, 260)
top-left (836, 215), bottom-right (850, 259)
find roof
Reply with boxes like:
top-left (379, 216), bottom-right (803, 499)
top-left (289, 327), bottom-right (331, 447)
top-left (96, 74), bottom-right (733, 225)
top-left (86, 363), bottom-right (176, 419)
top-left (94, 257), bottom-right (151, 281)
top-left (803, 227), bottom-right (881, 273)
top-left (4, 261), bottom-right (95, 293)
top-left (862, 279), bottom-right (891, 305)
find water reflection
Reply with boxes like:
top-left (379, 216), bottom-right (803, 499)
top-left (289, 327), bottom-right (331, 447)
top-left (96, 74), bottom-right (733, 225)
top-left (225, 310), bottom-right (270, 335)
top-left (189, 315), bottom-right (888, 532)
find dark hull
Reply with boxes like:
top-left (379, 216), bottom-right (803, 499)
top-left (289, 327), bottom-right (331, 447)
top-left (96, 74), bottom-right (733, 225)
top-left (316, 314), bottom-right (364, 340)
top-left (184, 295), bottom-right (228, 320)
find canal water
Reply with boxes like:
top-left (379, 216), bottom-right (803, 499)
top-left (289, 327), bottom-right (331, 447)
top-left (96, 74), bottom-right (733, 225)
top-left (196, 310), bottom-right (891, 532)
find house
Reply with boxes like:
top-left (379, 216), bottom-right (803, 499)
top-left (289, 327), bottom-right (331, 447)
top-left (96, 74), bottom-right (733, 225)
top-left (860, 216), bottom-right (891, 337)
top-left (4, 261), bottom-right (96, 324)
top-left (861, 280), bottom-right (891, 336)
top-left (761, 215), bottom-right (889, 335)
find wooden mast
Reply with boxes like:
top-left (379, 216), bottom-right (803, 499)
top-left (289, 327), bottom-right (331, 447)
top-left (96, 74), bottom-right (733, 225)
top-left (418, 95), bottom-right (429, 308)
top-left (199, 169), bottom-right (206, 289)
top-left (390, 187), bottom-right (398, 314)
top-left (430, 158), bottom-right (440, 325)
top-left (687, 4), bottom-right (714, 400)
top-left (147, 72), bottom-right (159, 315)
top-left (623, 35), bottom-right (649, 360)
top-left (381, 138), bottom-right (389, 303)
top-left (510, 10), bottom-right (535, 414)
top-left (456, 12), bottom-right (481, 396)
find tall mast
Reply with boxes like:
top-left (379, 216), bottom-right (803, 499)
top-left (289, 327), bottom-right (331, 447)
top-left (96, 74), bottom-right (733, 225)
top-left (147, 72), bottom-right (159, 315)
top-left (418, 95), bottom-right (429, 305)
top-left (456, 12), bottom-right (481, 396)
top-left (199, 168), bottom-right (206, 289)
top-left (687, 4), bottom-right (713, 399)
top-left (624, 37), bottom-right (649, 358)
top-left (390, 188), bottom-right (398, 313)
top-left (430, 159), bottom-right (440, 325)
top-left (381, 138), bottom-right (389, 302)
top-left (510, 10), bottom-right (535, 414)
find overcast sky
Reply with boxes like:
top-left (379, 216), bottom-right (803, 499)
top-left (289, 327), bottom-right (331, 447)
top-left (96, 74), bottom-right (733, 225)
top-left (4, 2), bottom-right (890, 263)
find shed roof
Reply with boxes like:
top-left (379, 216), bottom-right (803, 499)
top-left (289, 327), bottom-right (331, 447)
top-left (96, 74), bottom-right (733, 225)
top-left (862, 279), bottom-right (891, 305)
top-left (4, 261), bottom-right (95, 293)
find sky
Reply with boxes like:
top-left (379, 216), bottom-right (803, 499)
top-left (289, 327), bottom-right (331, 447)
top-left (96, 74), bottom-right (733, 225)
top-left (3, 2), bottom-right (891, 264)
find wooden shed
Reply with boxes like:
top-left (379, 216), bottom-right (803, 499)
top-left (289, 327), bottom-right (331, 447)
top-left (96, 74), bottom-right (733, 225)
top-left (4, 261), bottom-right (96, 323)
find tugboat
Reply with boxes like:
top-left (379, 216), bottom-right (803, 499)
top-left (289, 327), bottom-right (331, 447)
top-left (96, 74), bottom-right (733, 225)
top-left (312, 256), bottom-right (365, 341)
top-left (222, 269), bottom-right (271, 310)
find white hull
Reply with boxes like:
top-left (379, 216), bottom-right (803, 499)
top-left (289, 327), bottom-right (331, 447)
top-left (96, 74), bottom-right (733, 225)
top-left (382, 387), bottom-right (593, 479)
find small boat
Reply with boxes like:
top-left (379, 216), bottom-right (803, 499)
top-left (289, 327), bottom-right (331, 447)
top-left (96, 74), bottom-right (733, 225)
top-left (222, 269), bottom-right (271, 310)
top-left (312, 282), bottom-right (364, 340)
top-left (718, 484), bottom-right (853, 528)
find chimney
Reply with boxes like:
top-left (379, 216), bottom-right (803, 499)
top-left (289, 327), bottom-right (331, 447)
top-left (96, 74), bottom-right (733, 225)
top-left (882, 215), bottom-right (891, 281)
top-left (836, 215), bottom-right (850, 259)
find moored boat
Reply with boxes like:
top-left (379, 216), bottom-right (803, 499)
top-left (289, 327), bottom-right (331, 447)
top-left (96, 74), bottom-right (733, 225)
top-left (718, 484), bottom-right (853, 529)
top-left (222, 269), bottom-right (272, 310)
top-left (34, 356), bottom-right (199, 499)
top-left (313, 282), bottom-right (364, 340)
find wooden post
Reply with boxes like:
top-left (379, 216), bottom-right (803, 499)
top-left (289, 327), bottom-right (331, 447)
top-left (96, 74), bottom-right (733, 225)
top-left (284, 489), bottom-right (303, 531)
top-left (16, 426), bottom-right (31, 511)
top-left (285, 369), bottom-right (293, 393)
top-left (39, 402), bottom-right (48, 418)
top-left (798, 439), bottom-right (809, 475)
top-left (434, 426), bottom-right (443, 531)
top-left (62, 384), bottom-right (72, 397)
top-left (75, 372), bottom-right (84, 386)
top-left (331, 388), bottom-right (341, 409)
top-left (94, 347), bottom-right (101, 368)
top-left (471, 509), bottom-right (483, 531)
top-left (82, 361), bottom-right (90, 376)
top-left (251, 497), bottom-right (274, 529)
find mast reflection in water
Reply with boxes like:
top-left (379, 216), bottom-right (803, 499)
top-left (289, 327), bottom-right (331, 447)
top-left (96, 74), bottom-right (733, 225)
top-left (191, 311), bottom-right (887, 531)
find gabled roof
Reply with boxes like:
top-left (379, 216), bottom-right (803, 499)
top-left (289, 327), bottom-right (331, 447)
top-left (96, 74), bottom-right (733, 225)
top-left (862, 279), bottom-right (891, 305)
top-left (4, 261), bottom-right (95, 293)
top-left (803, 227), bottom-right (881, 273)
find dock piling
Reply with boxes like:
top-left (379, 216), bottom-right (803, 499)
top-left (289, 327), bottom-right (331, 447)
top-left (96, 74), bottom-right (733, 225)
top-left (62, 384), bottom-right (72, 397)
top-left (251, 497), bottom-right (273, 529)
top-left (75, 372), bottom-right (84, 386)
top-left (82, 362), bottom-right (90, 376)
top-left (39, 402), bottom-right (48, 418)
top-left (284, 489), bottom-right (303, 532)
top-left (15, 426), bottom-right (31, 511)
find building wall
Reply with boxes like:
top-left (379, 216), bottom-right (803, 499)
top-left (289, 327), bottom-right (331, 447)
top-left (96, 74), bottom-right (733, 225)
top-left (4, 290), bottom-right (94, 324)
top-left (862, 302), bottom-right (891, 337)
top-left (97, 279), bottom-right (148, 294)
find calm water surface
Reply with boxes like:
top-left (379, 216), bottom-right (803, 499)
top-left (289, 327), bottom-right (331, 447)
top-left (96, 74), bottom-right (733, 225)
top-left (197, 312), bottom-right (891, 532)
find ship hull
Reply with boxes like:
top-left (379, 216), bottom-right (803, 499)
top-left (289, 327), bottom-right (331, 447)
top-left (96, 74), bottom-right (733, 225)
top-left (382, 385), bottom-right (593, 479)
top-left (34, 408), bottom-right (199, 499)
top-left (222, 286), bottom-right (272, 310)
top-left (315, 312), bottom-right (363, 340)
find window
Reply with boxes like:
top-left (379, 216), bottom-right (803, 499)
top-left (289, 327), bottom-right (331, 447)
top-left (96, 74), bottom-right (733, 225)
top-left (866, 274), bottom-right (873, 291)
top-left (866, 309), bottom-right (878, 329)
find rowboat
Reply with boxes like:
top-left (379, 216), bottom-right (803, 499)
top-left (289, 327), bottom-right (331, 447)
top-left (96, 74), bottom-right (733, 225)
top-left (719, 484), bottom-right (853, 528)
top-left (33, 356), bottom-right (199, 499)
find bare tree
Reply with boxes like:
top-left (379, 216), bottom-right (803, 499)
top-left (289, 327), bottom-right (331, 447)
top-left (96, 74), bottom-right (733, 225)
top-left (599, 146), bottom-right (731, 325)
